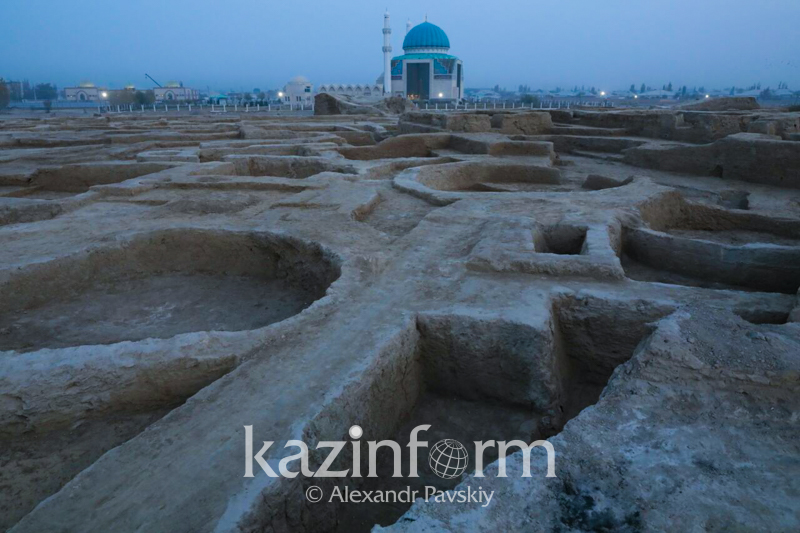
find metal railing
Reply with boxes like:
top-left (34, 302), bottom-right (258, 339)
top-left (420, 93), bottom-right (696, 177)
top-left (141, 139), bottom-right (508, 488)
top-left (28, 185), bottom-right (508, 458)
top-left (422, 100), bottom-right (616, 111)
top-left (85, 103), bottom-right (315, 114)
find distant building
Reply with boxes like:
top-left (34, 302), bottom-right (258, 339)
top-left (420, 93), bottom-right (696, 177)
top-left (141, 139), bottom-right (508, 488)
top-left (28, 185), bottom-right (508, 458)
top-left (282, 76), bottom-right (314, 108)
top-left (64, 80), bottom-right (198, 103)
top-left (639, 89), bottom-right (675, 99)
top-left (471, 90), bottom-right (501, 101)
top-left (65, 81), bottom-right (103, 101)
top-left (316, 79), bottom-right (383, 98)
top-left (153, 82), bottom-right (199, 102)
top-left (772, 88), bottom-right (797, 100)
top-left (207, 94), bottom-right (228, 105)
top-left (4, 80), bottom-right (28, 101)
top-left (548, 91), bottom-right (579, 98)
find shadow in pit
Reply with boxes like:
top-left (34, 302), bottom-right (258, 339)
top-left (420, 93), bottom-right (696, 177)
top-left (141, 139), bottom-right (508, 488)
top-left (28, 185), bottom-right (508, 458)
top-left (247, 295), bottom-right (674, 533)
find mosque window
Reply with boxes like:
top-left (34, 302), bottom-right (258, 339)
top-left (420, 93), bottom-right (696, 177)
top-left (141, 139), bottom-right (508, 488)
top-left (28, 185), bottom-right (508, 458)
top-left (391, 60), bottom-right (403, 77)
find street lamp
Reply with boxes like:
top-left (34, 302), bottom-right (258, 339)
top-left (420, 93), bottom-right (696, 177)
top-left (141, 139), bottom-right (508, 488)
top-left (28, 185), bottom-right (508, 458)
top-left (278, 91), bottom-right (284, 98)
top-left (438, 92), bottom-right (443, 98)
top-left (600, 91), bottom-right (606, 96)
top-left (705, 94), bottom-right (710, 98)
top-left (634, 94), bottom-right (638, 99)
top-left (101, 91), bottom-right (108, 98)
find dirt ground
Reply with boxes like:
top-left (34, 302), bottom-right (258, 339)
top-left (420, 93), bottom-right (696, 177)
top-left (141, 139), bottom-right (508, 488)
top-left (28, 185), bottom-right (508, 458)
top-left (0, 107), bottom-right (798, 533)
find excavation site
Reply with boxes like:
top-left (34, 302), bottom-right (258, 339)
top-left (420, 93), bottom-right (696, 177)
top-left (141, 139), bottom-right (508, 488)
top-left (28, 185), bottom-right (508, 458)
top-left (1, 101), bottom-right (799, 533)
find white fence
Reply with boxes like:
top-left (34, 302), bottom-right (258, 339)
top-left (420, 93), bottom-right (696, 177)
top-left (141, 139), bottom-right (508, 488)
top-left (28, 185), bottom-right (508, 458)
top-left (425, 100), bottom-right (614, 111)
top-left (93, 100), bottom-right (615, 114)
top-left (95, 103), bottom-right (314, 114)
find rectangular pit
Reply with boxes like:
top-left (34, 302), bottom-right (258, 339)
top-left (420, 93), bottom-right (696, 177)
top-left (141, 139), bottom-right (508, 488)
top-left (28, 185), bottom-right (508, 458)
top-left (535, 225), bottom-right (588, 255)
top-left (257, 297), bottom-right (673, 532)
top-left (620, 226), bottom-right (800, 294)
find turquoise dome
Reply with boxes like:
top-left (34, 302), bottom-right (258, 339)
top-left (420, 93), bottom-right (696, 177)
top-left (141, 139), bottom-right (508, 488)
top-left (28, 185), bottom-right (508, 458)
top-left (402, 22), bottom-right (450, 51)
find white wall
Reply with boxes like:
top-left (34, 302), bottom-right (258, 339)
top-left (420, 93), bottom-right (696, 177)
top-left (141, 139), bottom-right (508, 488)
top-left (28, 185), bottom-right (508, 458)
top-left (284, 82), bottom-right (314, 107)
top-left (65, 87), bottom-right (100, 101)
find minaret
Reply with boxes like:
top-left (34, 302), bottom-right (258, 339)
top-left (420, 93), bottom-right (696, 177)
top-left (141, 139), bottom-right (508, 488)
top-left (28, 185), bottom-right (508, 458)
top-left (383, 10), bottom-right (392, 96)
top-left (406, 19), bottom-right (412, 34)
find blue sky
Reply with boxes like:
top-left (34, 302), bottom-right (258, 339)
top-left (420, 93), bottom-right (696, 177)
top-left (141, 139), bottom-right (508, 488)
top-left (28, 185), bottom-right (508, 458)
top-left (2, 0), bottom-right (798, 92)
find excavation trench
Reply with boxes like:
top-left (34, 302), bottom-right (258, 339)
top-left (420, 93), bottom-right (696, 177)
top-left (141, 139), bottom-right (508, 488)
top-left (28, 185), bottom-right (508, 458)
top-left (245, 295), bottom-right (673, 532)
top-left (199, 143), bottom-right (338, 162)
top-left (415, 161), bottom-right (562, 193)
top-left (0, 229), bottom-right (340, 353)
top-left (338, 134), bottom-right (451, 160)
top-left (620, 195), bottom-right (800, 294)
top-left (0, 229), bottom-right (340, 530)
top-left (223, 155), bottom-right (358, 179)
top-left (0, 161), bottom-right (177, 201)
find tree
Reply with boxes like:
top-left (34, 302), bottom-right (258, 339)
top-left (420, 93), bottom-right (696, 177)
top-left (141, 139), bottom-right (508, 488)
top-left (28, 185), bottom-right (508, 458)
top-left (640, 83), bottom-right (646, 93)
top-left (35, 83), bottom-right (57, 100)
top-left (0, 79), bottom-right (9, 110)
top-left (110, 90), bottom-right (136, 106)
top-left (244, 93), bottom-right (253, 102)
top-left (43, 100), bottom-right (52, 113)
top-left (520, 94), bottom-right (540, 106)
top-left (134, 90), bottom-right (155, 106)
top-left (630, 84), bottom-right (636, 93)
top-left (667, 82), bottom-right (673, 92)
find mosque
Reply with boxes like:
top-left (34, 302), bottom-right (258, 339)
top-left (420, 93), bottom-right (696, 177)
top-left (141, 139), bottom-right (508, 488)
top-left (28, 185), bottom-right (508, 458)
top-left (313, 12), bottom-right (463, 103)
top-left (387, 15), bottom-right (464, 101)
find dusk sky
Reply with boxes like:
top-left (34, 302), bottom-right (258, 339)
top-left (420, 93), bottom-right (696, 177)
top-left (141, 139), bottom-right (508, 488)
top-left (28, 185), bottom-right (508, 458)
top-left (2, 0), bottom-right (799, 92)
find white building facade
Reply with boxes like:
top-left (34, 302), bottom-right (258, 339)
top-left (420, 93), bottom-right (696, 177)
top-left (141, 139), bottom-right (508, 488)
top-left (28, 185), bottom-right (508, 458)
top-left (65, 81), bottom-right (199, 102)
top-left (154, 83), bottom-right (199, 102)
top-left (316, 82), bottom-right (383, 97)
top-left (283, 76), bottom-right (314, 108)
top-left (64, 83), bottom-right (101, 102)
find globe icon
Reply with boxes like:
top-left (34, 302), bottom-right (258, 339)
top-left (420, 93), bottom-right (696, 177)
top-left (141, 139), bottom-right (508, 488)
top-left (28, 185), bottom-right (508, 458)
top-left (428, 439), bottom-right (469, 479)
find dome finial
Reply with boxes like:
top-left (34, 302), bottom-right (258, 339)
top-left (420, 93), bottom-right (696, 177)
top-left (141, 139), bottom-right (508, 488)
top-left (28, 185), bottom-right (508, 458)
top-left (425, 13), bottom-right (428, 22)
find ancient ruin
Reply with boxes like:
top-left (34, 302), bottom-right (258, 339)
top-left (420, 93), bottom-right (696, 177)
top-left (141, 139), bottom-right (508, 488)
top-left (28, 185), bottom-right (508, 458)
top-left (1, 103), bottom-right (799, 532)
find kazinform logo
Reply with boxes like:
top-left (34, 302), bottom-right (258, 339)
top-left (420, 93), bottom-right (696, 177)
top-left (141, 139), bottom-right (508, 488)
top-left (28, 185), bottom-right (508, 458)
top-left (243, 424), bottom-right (555, 479)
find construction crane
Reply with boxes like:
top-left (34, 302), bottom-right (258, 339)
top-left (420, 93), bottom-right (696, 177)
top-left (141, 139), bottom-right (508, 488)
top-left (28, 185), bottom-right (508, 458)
top-left (145, 74), bottom-right (162, 88)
